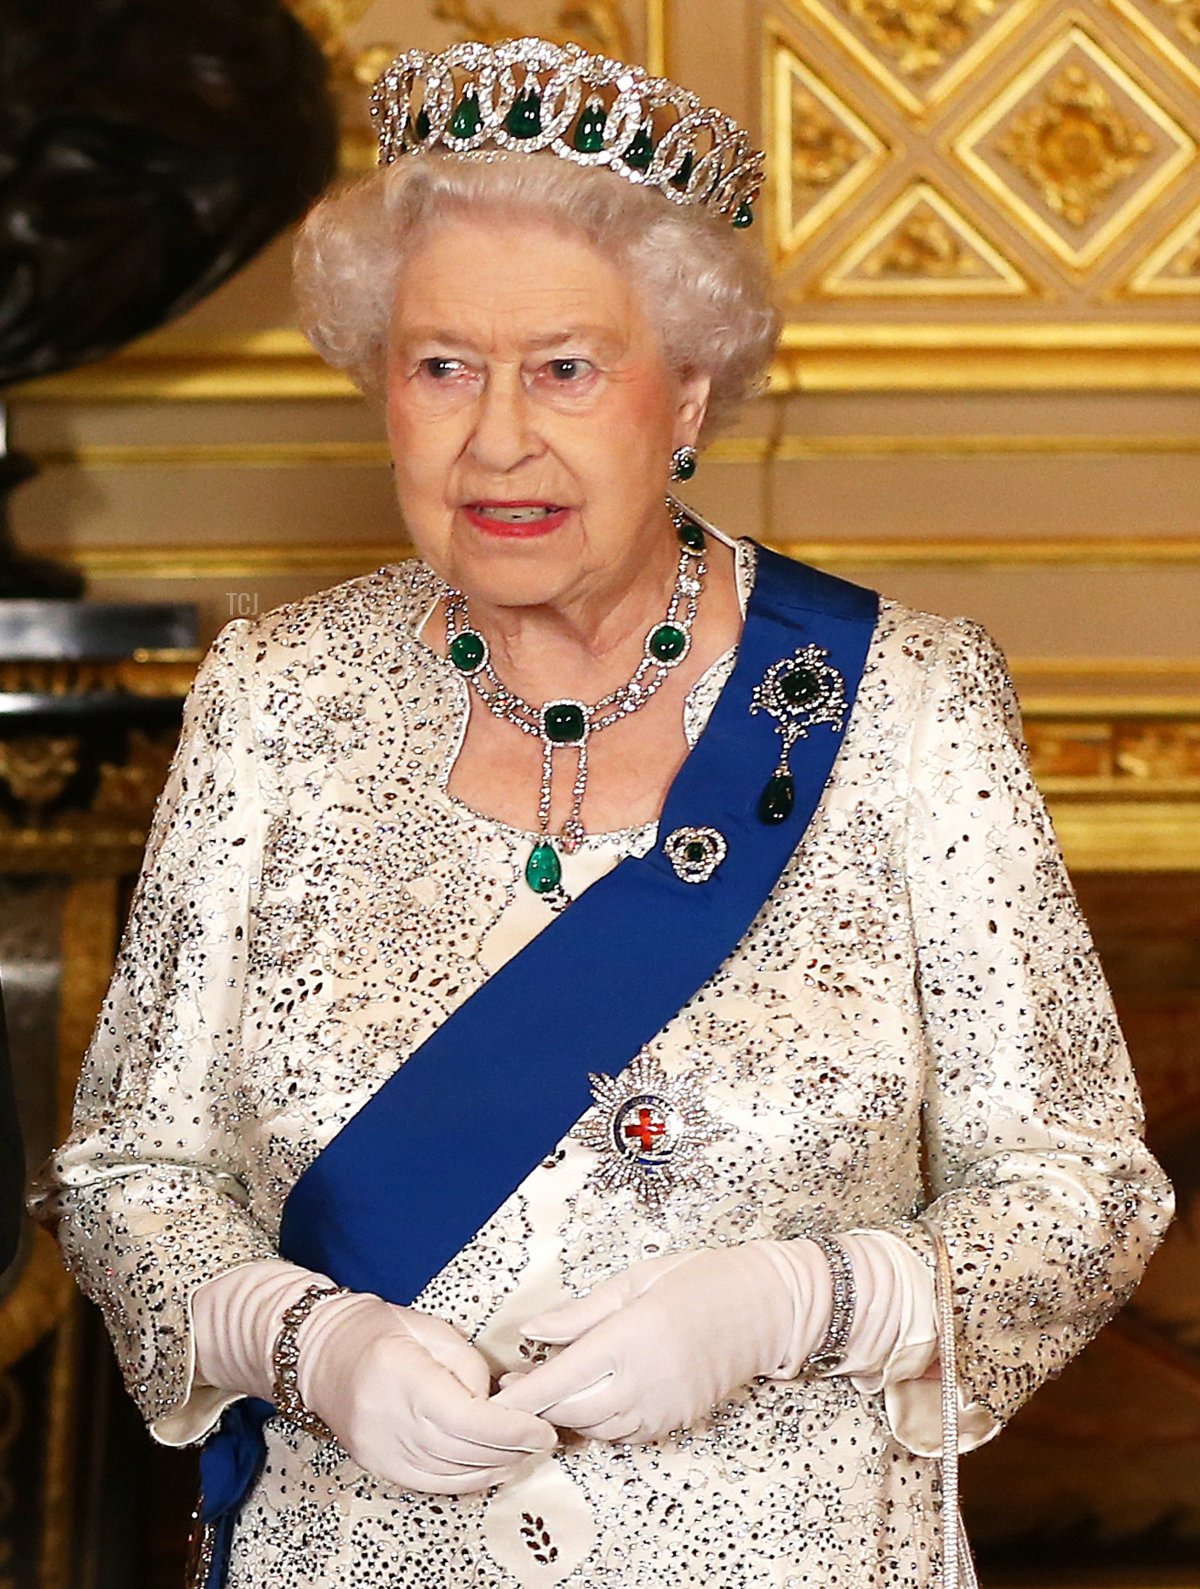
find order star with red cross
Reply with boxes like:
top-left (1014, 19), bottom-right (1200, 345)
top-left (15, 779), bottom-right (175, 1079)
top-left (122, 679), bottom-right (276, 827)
top-left (575, 1051), bottom-right (728, 1210)
top-left (615, 1096), bottom-right (677, 1166)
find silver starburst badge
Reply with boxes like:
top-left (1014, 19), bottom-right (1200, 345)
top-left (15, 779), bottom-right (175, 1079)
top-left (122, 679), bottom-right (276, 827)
top-left (573, 1051), bottom-right (725, 1209)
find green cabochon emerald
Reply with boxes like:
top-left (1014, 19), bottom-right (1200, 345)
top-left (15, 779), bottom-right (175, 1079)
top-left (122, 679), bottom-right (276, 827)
top-left (525, 841), bottom-right (562, 894)
top-left (506, 89), bottom-right (543, 138)
top-left (780, 667), bottom-right (821, 707)
top-left (449, 631), bottom-right (487, 674)
top-left (574, 98), bottom-right (606, 153)
top-left (758, 772), bottom-right (796, 825)
top-left (450, 89), bottom-right (481, 139)
top-left (543, 702), bottom-right (587, 744)
top-left (648, 624), bottom-right (688, 664)
top-left (670, 151), bottom-right (695, 191)
top-left (625, 124), bottom-right (654, 170)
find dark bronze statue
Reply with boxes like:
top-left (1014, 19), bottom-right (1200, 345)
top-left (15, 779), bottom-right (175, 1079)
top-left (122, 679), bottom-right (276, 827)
top-left (0, 0), bottom-right (340, 593)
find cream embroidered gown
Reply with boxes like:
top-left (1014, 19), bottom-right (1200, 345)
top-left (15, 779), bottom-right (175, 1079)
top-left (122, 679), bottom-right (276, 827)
top-left (31, 542), bottom-right (1171, 1587)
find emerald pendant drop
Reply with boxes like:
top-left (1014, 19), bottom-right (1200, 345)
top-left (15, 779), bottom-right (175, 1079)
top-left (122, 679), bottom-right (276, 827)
top-left (574, 98), bottom-right (607, 153)
top-left (670, 151), bottom-right (695, 191)
top-left (450, 89), bottom-right (481, 139)
top-left (525, 841), bottom-right (562, 894)
top-left (506, 87), bottom-right (543, 138)
top-left (677, 520), bottom-right (705, 553)
top-left (625, 123), bottom-right (654, 170)
top-left (733, 201), bottom-right (755, 229)
top-left (758, 772), bottom-right (795, 825)
top-left (415, 106), bottom-right (431, 140)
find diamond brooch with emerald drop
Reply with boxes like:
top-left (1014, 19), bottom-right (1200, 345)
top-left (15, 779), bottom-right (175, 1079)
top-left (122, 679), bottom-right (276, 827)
top-left (750, 646), bottom-right (848, 825)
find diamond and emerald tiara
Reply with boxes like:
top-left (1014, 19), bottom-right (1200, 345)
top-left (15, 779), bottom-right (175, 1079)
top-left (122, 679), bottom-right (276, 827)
top-left (369, 36), bottom-right (766, 228)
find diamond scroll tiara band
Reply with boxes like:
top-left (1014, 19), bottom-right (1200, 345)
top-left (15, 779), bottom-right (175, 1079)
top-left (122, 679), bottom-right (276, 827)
top-left (369, 36), bottom-right (766, 228)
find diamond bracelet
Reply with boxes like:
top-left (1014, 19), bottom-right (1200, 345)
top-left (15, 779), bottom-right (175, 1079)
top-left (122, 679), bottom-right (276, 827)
top-left (271, 1281), bottom-right (349, 1439)
top-left (804, 1235), bottom-right (857, 1374)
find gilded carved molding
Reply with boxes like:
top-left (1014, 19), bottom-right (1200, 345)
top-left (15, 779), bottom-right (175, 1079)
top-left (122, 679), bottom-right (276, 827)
top-left (1025, 715), bottom-right (1200, 781)
top-left (997, 63), bottom-right (1156, 229)
top-left (818, 178), bottom-right (1032, 295)
top-left (765, 0), bottom-right (1200, 368)
top-left (1108, 0), bottom-right (1200, 92)
top-left (1126, 196), bottom-right (1200, 293)
top-left (952, 24), bottom-right (1195, 272)
top-left (767, 25), bottom-right (890, 262)
top-left (784, 0), bottom-right (1042, 116)
top-left (838, 0), bottom-right (1003, 80)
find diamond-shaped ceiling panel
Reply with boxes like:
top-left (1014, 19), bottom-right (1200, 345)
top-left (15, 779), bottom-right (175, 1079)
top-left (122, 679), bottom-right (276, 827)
top-left (818, 179), bottom-right (1032, 295)
top-left (953, 24), bottom-right (1195, 270)
top-left (767, 27), bottom-right (891, 265)
top-left (786, 0), bottom-right (1042, 116)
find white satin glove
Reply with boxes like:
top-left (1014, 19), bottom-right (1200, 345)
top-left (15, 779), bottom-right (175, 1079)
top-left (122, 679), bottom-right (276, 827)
top-left (492, 1233), bottom-right (937, 1445)
top-left (193, 1258), bottom-right (557, 1494)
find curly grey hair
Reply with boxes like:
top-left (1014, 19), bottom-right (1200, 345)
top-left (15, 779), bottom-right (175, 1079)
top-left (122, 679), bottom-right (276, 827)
top-left (293, 153), bottom-right (780, 439)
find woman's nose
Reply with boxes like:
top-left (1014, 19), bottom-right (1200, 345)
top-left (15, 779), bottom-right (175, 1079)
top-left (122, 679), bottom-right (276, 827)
top-left (467, 369), bottom-right (543, 473)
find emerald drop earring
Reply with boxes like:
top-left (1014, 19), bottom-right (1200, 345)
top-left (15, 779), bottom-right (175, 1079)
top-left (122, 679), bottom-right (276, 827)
top-left (670, 446), bottom-right (698, 482)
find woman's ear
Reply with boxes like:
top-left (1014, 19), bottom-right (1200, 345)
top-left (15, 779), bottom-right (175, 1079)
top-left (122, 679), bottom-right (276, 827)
top-left (675, 369), bottom-right (712, 444)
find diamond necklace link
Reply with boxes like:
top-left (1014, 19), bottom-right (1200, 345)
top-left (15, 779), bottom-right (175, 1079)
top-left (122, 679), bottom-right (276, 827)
top-left (443, 500), bottom-right (707, 898)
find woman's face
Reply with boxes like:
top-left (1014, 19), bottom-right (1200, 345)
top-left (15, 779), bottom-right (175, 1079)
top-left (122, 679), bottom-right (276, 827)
top-left (385, 213), bottom-right (709, 614)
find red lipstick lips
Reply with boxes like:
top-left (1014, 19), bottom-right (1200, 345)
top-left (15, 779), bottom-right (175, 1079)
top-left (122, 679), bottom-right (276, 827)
top-left (462, 501), bottom-right (571, 539)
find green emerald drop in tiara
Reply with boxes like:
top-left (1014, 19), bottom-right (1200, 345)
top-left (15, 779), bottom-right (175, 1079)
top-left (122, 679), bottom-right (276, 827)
top-left (370, 36), bottom-right (764, 230)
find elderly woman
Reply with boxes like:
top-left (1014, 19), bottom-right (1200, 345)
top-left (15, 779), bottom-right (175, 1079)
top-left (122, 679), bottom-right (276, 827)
top-left (32, 36), bottom-right (1170, 1589)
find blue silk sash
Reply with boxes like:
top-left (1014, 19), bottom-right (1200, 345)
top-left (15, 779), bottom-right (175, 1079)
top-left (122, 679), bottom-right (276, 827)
top-left (198, 546), bottom-right (879, 1585)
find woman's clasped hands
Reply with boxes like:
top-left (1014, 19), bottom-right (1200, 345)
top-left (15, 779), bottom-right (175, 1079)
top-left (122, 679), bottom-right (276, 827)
top-left (192, 1259), bottom-right (556, 1497)
top-left (196, 1240), bottom-right (841, 1498)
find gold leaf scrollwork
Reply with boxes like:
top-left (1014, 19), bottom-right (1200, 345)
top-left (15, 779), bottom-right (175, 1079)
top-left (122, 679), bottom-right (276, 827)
top-left (790, 85), bottom-right (860, 192)
top-left (1115, 724), bottom-right (1200, 780)
top-left (0, 738), bottom-right (79, 812)
top-left (432, 0), bottom-right (632, 58)
top-left (818, 180), bottom-right (1029, 295)
top-left (838, 0), bottom-right (1001, 79)
top-left (866, 208), bottom-right (984, 276)
top-left (998, 64), bottom-right (1155, 227)
top-left (91, 732), bottom-right (177, 824)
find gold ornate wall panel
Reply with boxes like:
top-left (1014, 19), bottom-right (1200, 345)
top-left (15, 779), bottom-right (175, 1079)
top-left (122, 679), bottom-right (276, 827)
top-left (757, 0), bottom-right (1200, 358)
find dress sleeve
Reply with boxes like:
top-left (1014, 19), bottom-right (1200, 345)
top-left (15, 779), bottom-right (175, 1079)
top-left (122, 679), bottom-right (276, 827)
top-left (884, 618), bottom-right (1173, 1454)
top-left (28, 620), bottom-right (276, 1446)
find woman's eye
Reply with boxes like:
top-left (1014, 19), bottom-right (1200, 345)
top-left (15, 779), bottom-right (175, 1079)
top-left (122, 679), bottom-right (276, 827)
top-left (420, 357), bottom-right (465, 379)
top-left (546, 358), bottom-right (593, 382)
